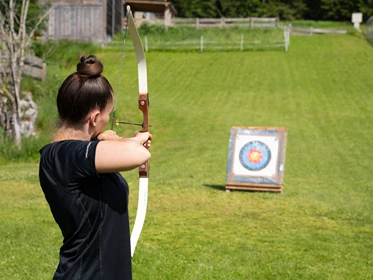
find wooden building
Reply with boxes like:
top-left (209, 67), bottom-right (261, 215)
top-left (40, 0), bottom-right (177, 43)
top-left (41, 0), bottom-right (123, 44)
top-left (124, 1), bottom-right (177, 26)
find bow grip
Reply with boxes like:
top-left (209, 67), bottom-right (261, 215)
top-left (138, 93), bottom-right (149, 178)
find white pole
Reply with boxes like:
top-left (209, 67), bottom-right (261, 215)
top-left (145, 36), bottom-right (148, 52)
top-left (287, 27), bottom-right (290, 48)
top-left (240, 34), bottom-right (244, 51)
top-left (200, 35), bottom-right (203, 52)
top-left (284, 28), bottom-right (287, 52)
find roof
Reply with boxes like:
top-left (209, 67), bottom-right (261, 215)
top-left (39, 0), bottom-right (101, 3)
top-left (125, 0), bottom-right (177, 15)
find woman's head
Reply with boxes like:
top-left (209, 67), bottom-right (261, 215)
top-left (57, 55), bottom-right (113, 126)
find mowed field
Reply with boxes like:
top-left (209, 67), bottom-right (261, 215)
top-left (0, 34), bottom-right (372, 279)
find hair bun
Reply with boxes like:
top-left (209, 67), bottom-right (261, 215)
top-left (76, 55), bottom-right (103, 77)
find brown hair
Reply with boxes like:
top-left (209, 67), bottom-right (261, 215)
top-left (57, 55), bottom-right (113, 125)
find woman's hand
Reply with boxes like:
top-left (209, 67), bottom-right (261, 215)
top-left (97, 130), bottom-right (123, 141)
top-left (133, 131), bottom-right (152, 149)
top-left (98, 130), bottom-right (152, 149)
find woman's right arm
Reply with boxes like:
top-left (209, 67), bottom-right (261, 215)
top-left (94, 130), bottom-right (152, 173)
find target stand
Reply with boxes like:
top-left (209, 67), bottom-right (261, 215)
top-left (226, 127), bottom-right (287, 193)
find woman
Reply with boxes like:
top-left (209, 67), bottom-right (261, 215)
top-left (39, 55), bottom-right (151, 280)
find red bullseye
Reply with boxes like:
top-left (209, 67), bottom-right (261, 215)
top-left (247, 148), bottom-right (263, 164)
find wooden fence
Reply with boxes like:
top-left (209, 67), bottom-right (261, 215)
top-left (134, 16), bottom-right (347, 37)
top-left (142, 35), bottom-right (289, 52)
top-left (0, 54), bottom-right (46, 81)
top-left (287, 25), bottom-right (347, 36)
top-left (23, 55), bottom-right (46, 81)
top-left (172, 17), bottom-right (280, 28)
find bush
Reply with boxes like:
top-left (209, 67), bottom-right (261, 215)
top-left (0, 132), bottom-right (51, 164)
top-left (0, 40), bottom-right (101, 164)
top-left (32, 39), bottom-right (101, 68)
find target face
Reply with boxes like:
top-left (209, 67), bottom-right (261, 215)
top-left (239, 141), bottom-right (271, 171)
top-left (226, 127), bottom-right (288, 190)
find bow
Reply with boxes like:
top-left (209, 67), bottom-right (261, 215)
top-left (127, 6), bottom-right (149, 258)
top-left (112, 6), bottom-right (149, 258)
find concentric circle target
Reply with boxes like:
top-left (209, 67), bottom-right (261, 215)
top-left (239, 141), bottom-right (271, 171)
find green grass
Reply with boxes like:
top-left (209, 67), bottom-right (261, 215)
top-left (107, 25), bottom-right (288, 52)
top-left (284, 20), bottom-right (351, 29)
top-left (1, 34), bottom-right (373, 279)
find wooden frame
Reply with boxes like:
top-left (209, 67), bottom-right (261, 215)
top-left (226, 127), bottom-right (288, 193)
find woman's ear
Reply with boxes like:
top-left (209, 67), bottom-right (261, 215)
top-left (89, 110), bottom-right (100, 127)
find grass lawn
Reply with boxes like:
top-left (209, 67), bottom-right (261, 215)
top-left (0, 33), bottom-right (372, 279)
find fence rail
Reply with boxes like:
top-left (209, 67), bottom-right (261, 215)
top-left (107, 28), bottom-right (290, 52)
top-left (129, 17), bottom-right (347, 38)
top-left (287, 25), bottom-right (347, 36)
top-left (172, 17), bottom-right (280, 28)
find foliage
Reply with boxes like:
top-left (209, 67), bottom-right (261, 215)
top-left (0, 0), bottom-right (52, 146)
top-left (0, 0), bottom-right (49, 35)
top-left (0, 133), bottom-right (49, 164)
top-left (31, 39), bottom-right (101, 69)
top-left (0, 73), bottom-right (56, 163)
top-left (0, 38), bottom-right (100, 161)
top-left (137, 21), bottom-right (169, 36)
top-left (170, 0), bottom-right (373, 21)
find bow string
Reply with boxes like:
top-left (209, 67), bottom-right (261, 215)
top-left (112, 5), bottom-right (150, 258)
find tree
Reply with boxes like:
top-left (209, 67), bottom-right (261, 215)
top-left (0, 0), bottom-right (51, 146)
top-left (170, 0), bottom-right (373, 21)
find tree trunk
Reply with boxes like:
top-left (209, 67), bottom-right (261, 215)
top-left (10, 46), bottom-right (23, 147)
top-left (11, 105), bottom-right (22, 146)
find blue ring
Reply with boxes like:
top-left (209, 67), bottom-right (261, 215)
top-left (239, 141), bottom-right (271, 171)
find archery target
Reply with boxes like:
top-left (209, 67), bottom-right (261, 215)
top-left (233, 134), bottom-right (279, 177)
top-left (239, 141), bottom-right (271, 171)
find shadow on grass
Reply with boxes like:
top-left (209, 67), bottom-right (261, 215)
top-left (203, 184), bottom-right (282, 195)
top-left (203, 184), bottom-right (226, 191)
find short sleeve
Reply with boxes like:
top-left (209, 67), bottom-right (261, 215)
top-left (39, 140), bottom-right (100, 189)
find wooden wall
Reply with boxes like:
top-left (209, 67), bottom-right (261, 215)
top-left (46, 0), bottom-right (123, 44)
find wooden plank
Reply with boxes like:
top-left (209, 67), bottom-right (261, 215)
top-left (225, 185), bottom-right (282, 193)
top-left (173, 18), bottom-right (195, 22)
top-left (172, 17), bottom-right (279, 28)
top-left (251, 17), bottom-right (278, 22)
top-left (24, 55), bottom-right (43, 68)
top-left (0, 53), bottom-right (46, 80)
top-left (289, 26), bottom-right (347, 35)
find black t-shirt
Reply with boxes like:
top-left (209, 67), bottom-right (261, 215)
top-left (39, 140), bottom-right (132, 280)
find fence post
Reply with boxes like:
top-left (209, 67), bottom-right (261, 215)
top-left (145, 36), bottom-right (148, 52)
top-left (240, 34), bottom-right (244, 51)
top-left (250, 17), bottom-right (253, 28)
top-left (196, 17), bottom-right (199, 29)
top-left (284, 27), bottom-right (289, 52)
top-left (200, 35), bottom-right (204, 52)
